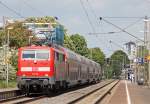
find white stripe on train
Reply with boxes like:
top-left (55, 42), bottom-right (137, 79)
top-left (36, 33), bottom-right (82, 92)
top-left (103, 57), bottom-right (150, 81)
top-left (21, 67), bottom-right (50, 71)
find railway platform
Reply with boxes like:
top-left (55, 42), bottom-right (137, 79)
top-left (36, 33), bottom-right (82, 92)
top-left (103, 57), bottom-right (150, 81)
top-left (106, 80), bottom-right (150, 104)
top-left (0, 87), bottom-right (18, 93)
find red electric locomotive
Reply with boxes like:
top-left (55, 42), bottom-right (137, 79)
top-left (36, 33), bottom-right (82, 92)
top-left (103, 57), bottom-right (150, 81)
top-left (17, 45), bottom-right (102, 95)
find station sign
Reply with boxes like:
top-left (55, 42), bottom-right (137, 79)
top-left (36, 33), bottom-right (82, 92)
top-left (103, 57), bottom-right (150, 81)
top-left (134, 58), bottom-right (144, 64)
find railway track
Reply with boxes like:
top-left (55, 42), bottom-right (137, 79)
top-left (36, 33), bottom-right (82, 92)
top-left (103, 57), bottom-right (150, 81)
top-left (69, 80), bottom-right (119, 104)
top-left (0, 80), bottom-right (119, 104)
top-left (0, 94), bottom-right (25, 103)
top-left (0, 89), bottom-right (46, 104)
top-left (1, 95), bottom-right (46, 104)
top-left (26, 80), bottom-right (119, 104)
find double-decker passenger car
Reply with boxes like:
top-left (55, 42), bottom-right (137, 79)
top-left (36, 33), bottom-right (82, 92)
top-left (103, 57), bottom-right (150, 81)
top-left (17, 45), bottom-right (101, 95)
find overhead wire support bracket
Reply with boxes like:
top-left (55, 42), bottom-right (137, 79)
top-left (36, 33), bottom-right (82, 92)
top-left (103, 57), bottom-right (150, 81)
top-left (99, 17), bottom-right (144, 42)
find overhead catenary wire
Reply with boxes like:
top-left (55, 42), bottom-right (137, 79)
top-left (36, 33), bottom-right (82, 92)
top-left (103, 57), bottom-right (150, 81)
top-left (85, 0), bottom-right (109, 44)
top-left (86, 0), bottom-right (109, 35)
top-left (109, 40), bottom-right (129, 55)
top-left (82, 1), bottom-right (145, 56)
top-left (0, 0), bottom-right (24, 18)
top-left (86, 0), bottom-right (98, 22)
top-left (85, 1), bottom-right (144, 39)
top-left (89, 17), bottom-right (143, 35)
top-left (22, 0), bottom-right (47, 16)
top-left (109, 40), bottom-right (124, 50)
top-left (88, 31), bottom-right (122, 35)
top-left (86, 0), bottom-right (96, 16)
top-left (102, 17), bottom-right (146, 19)
top-left (84, 1), bottom-right (129, 52)
top-left (100, 17), bottom-right (144, 42)
top-left (122, 17), bottom-right (143, 30)
top-left (79, 0), bottom-right (96, 33)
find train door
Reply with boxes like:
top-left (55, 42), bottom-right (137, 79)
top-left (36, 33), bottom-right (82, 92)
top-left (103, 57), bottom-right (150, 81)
top-left (61, 54), bottom-right (65, 80)
top-left (54, 51), bottom-right (60, 81)
top-left (54, 51), bottom-right (65, 81)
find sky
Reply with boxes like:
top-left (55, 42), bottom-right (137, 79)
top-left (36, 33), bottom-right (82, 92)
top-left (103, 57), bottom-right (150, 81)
top-left (0, 0), bottom-right (150, 57)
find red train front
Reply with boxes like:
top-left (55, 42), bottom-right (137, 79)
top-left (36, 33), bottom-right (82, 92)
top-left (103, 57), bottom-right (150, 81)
top-left (17, 45), bottom-right (65, 94)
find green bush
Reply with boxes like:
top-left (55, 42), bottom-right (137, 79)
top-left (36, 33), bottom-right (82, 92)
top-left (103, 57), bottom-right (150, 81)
top-left (10, 50), bottom-right (18, 71)
top-left (0, 80), bottom-right (17, 88)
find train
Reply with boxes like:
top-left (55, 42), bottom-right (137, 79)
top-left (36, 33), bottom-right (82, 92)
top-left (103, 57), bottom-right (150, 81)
top-left (16, 45), bottom-right (102, 95)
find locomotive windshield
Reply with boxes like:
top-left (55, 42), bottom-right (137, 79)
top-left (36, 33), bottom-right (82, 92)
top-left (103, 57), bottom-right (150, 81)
top-left (36, 50), bottom-right (49, 59)
top-left (22, 50), bottom-right (35, 59)
top-left (22, 50), bottom-right (50, 60)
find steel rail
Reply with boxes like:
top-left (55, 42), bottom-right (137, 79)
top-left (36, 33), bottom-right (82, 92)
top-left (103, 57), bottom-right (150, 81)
top-left (13, 95), bottom-right (46, 104)
top-left (0, 95), bottom-right (26, 103)
top-left (68, 80), bottom-right (118, 104)
top-left (94, 80), bottom-right (119, 104)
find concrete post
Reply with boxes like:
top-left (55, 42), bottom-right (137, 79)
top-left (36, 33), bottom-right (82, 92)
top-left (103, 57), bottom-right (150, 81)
top-left (144, 16), bottom-right (149, 85)
top-left (144, 17), bottom-right (150, 86)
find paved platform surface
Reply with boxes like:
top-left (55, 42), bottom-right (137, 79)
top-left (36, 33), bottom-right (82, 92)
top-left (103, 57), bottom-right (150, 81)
top-left (107, 80), bottom-right (150, 104)
top-left (0, 87), bottom-right (18, 92)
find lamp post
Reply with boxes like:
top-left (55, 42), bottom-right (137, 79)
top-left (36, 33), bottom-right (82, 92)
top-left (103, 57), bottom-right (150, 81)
top-left (6, 27), bottom-right (13, 87)
top-left (143, 17), bottom-right (150, 85)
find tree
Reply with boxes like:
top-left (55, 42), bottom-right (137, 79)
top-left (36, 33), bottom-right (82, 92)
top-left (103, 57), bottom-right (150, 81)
top-left (64, 34), bottom-right (75, 51)
top-left (0, 16), bottom-right (62, 48)
top-left (25, 16), bottom-right (59, 27)
top-left (10, 50), bottom-right (18, 71)
top-left (0, 22), bottom-right (33, 48)
top-left (90, 47), bottom-right (105, 66)
top-left (25, 16), bottom-right (57, 23)
top-left (70, 34), bottom-right (89, 57)
top-left (0, 31), bottom-right (5, 46)
top-left (110, 50), bottom-right (129, 77)
top-left (8, 22), bottom-right (33, 48)
top-left (105, 65), bottom-right (113, 79)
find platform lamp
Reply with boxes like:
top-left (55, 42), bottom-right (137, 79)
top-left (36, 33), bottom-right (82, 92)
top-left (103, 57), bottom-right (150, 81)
top-left (6, 26), bottom-right (13, 87)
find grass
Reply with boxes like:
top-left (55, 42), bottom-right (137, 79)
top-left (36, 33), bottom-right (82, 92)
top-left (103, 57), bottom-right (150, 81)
top-left (0, 80), bottom-right (17, 88)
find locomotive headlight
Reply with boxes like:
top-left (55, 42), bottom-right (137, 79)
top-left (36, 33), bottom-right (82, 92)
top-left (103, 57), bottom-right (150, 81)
top-left (23, 74), bottom-right (26, 77)
top-left (45, 74), bottom-right (49, 77)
